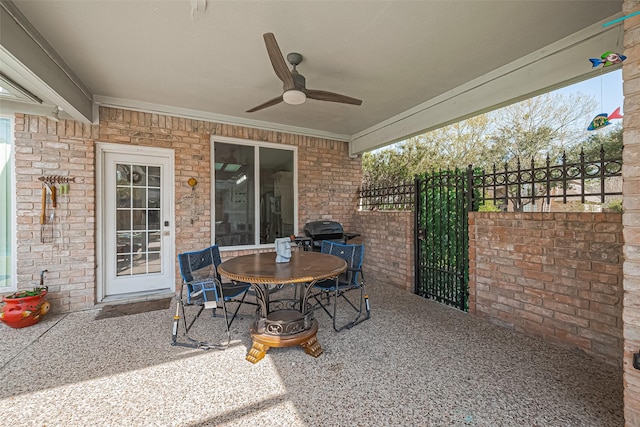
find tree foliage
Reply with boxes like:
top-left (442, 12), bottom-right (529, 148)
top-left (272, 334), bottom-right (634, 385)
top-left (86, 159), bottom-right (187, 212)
top-left (361, 92), bottom-right (615, 186)
top-left (484, 93), bottom-right (595, 168)
top-left (566, 123), bottom-right (622, 160)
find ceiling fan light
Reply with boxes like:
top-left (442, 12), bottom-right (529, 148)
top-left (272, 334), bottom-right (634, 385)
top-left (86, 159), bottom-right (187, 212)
top-left (283, 90), bottom-right (306, 105)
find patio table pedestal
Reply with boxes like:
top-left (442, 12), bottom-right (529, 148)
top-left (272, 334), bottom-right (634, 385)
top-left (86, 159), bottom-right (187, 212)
top-left (218, 251), bottom-right (346, 363)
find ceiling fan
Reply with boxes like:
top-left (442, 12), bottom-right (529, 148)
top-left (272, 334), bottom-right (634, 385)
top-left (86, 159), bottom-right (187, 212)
top-left (246, 33), bottom-right (362, 113)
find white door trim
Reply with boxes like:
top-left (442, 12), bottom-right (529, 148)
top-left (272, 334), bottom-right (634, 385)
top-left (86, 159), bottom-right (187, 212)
top-left (96, 142), bottom-right (175, 302)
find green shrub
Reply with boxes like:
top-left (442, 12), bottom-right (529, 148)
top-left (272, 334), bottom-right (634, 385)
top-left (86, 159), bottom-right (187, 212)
top-left (478, 201), bottom-right (501, 212)
top-left (605, 199), bottom-right (623, 213)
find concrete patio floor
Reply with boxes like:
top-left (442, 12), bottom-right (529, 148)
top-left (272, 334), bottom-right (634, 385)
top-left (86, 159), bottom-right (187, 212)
top-left (0, 283), bottom-right (623, 426)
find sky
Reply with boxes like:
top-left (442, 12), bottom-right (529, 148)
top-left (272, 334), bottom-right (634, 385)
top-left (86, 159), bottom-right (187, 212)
top-left (553, 69), bottom-right (623, 117)
top-left (379, 67), bottom-right (624, 153)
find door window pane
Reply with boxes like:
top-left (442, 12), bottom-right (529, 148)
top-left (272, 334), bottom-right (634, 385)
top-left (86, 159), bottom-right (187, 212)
top-left (132, 210), bottom-right (146, 230)
top-left (148, 188), bottom-right (160, 208)
top-left (148, 253), bottom-right (161, 274)
top-left (148, 231), bottom-right (161, 251)
top-left (148, 210), bottom-right (160, 230)
top-left (133, 232), bottom-right (147, 252)
top-left (148, 166), bottom-right (161, 187)
top-left (117, 187), bottom-right (131, 208)
top-left (117, 232), bottom-right (132, 253)
top-left (116, 211), bottom-right (131, 230)
top-left (132, 188), bottom-right (146, 208)
top-left (116, 164), bottom-right (131, 185)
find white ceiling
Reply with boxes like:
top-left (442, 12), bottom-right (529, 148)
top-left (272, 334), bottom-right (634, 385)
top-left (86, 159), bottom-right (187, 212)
top-left (0, 0), bottom-right (625, 152)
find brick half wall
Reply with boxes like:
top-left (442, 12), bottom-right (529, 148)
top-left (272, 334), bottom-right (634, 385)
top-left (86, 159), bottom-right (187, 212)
top-left (353, 210), bottom-right (414, 292)
top-left (469, 212), bottom-right (624, 366)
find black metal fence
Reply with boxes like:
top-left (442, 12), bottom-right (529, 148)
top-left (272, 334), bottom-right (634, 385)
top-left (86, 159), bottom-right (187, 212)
top-left (358, 180), bottom-right (414, 210)
top-left (472, 149), bottom-right (622, 212)
top-left (359, 148), bottom-right (623, 212)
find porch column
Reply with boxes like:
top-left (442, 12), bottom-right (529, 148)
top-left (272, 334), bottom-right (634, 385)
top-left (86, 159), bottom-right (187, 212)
top-left (622, 0), bottom-right (640, 423)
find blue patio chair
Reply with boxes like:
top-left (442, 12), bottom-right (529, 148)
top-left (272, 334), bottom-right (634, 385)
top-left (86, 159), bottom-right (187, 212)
top-left (311, 241), bottom-right (370, 332)
top-left (171, 245), bottom-right (254, 350)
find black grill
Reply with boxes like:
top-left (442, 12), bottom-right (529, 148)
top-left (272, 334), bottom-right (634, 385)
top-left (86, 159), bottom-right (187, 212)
top-left (303, 220), bottom-right (359, 251)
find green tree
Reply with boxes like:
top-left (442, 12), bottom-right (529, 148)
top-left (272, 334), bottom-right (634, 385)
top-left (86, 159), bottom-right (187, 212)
top-left (362, 92), bottom-right (597, 185)
top-left (413, 115), bottom-right (493, 170)
top-left (566, 123), bottom-right (622, 160)
top-left (362, 115), bottom-right (492, 185)
top-left (483, 93), bottom-right (595, 169)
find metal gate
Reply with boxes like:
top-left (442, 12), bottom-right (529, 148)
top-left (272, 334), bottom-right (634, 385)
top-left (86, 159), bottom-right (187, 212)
top-left (414, 169), bottom-right (471, 311)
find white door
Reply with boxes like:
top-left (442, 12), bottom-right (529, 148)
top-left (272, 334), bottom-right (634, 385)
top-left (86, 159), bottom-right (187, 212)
top-left (98, 144), bottom-right (174, 300)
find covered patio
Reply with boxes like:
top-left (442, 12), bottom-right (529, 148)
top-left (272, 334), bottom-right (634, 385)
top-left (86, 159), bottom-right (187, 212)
top-left (2, 0), bottom-right (640, 424)
top-left (1, 283), bottom-right (622, 426)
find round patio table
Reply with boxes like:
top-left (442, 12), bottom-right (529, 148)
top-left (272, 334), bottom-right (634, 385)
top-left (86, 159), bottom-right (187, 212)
top-left (218, 251), bottom-right (346, 363)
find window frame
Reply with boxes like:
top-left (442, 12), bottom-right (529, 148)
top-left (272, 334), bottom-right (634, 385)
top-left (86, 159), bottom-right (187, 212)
top-left (210, 136), bottom-right (298, 251)
top-left (0, 114), bottom-right (16, 291)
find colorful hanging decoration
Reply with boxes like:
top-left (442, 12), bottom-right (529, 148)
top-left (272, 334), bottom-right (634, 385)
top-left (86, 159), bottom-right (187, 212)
top-left (602, 10), bottom-right (640, 27)
top-left (589, 51), bottom-right (627, 68)
top-left (587, 107), bottom-right (623, 131)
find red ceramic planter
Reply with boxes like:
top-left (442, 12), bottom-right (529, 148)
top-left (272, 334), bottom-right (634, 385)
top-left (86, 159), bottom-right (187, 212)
top-left (0, 289), bottom-right (50, 329)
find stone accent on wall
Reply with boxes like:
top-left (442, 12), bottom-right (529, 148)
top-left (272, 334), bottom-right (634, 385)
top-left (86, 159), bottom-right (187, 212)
top-left (469, 212), bottom-right (623, 367)
top-left (354, 210), bottom-right (414, 292)
top-left (13, 107), bottom-right (361, 313)
top-left (623, 0), bottom-right (640, 423)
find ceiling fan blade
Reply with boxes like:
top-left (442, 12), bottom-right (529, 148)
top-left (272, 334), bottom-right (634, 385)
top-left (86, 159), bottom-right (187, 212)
top-left (263, 33), bottom-right (295, 91)
top-left (305, 89), bottom-right (362, 106)
top-left (246, 95), bottom-right (284, 113)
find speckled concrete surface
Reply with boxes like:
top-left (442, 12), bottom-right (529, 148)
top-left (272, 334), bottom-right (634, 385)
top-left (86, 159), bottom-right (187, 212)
top-left (0, 284), bottom-right (623, 427)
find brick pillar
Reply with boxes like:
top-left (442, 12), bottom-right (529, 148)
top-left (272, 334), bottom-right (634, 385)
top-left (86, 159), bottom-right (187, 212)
top-left (622, 0), bottom-right (640, 423)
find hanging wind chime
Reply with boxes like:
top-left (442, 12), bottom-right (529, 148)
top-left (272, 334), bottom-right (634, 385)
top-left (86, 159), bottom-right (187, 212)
top-left (585, 14), bottom-right (632, 131)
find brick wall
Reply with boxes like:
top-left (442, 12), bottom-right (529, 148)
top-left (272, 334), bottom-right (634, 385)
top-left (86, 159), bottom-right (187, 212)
top-left (14, 114), bottom-right (98, 312)
top-left (353, 210), bottom-right (414, 292)
top-left (469, 212), bottom-right (624, 366)
top-left (12, 107), bottom-right (361, 313)
top-left (623, 0), bottom-right (640, 422)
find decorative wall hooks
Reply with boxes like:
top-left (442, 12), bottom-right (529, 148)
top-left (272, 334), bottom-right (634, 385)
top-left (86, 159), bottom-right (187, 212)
top-left (38, 175), bottom-right (76, 184)
top-left (37, 175), bottom-right (74, 245)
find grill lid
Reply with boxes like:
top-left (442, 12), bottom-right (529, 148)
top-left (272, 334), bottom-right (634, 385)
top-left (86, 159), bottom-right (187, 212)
top-left (304, 221), bottom-right (344, 239)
